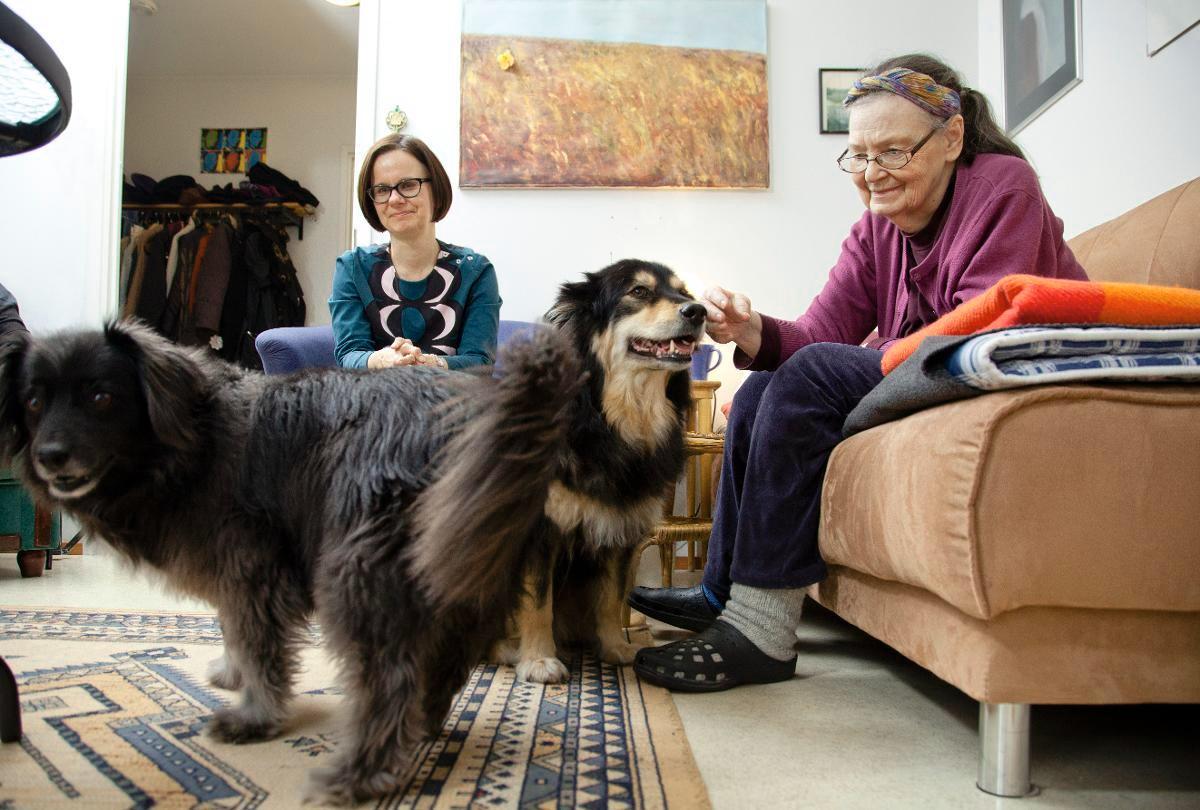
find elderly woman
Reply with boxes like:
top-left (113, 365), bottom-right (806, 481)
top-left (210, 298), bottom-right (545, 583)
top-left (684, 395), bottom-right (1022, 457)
top-left (631, 54), bottom-right (1088, 692)
top-left (330, 134), bottom-right (500, 370)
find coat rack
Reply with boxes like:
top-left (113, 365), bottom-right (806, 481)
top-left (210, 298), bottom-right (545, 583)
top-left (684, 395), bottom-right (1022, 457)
top-left (122, 202), bottom-right (311, 240)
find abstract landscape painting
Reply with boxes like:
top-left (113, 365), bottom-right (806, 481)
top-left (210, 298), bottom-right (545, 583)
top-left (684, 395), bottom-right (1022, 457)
top-left (460, 0), bottom-right (769, 188)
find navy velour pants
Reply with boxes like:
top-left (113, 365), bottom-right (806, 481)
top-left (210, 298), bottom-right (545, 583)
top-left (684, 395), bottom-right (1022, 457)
top-left (702, 343), bottom-right (885, 602)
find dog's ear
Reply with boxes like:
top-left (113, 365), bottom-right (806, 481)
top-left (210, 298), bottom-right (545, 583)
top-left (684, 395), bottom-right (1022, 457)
top-left (105, 320), bottom-right (206, 451)
top-left (544, 277), bottom-right (594, 329)
top-left (0, 330), bottom-right (31, 460)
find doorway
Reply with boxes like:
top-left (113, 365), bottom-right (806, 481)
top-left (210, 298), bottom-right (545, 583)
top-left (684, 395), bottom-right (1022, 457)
top-left (121, 0), bottom-right (359, 328)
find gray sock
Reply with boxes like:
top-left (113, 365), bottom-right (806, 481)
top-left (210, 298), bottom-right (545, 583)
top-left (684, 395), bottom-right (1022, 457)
top-left (717, 583), bottom-right (805, 661)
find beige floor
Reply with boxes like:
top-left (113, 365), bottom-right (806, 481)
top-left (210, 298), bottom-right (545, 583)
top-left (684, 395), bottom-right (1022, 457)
top-left (3, 547), bottom-right (1198, 809)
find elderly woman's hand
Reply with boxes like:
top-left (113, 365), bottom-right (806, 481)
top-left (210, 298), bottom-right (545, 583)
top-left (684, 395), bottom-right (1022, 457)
top-left (702, 286), bottom-right (763, 359)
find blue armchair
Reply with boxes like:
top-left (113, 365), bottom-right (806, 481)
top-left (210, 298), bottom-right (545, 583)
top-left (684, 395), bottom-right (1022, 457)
top-left (255, 321), bottom-right (537, 374)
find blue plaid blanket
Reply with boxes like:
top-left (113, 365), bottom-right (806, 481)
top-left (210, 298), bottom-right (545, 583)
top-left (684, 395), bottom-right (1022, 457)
top-left (945, 326), bottom-right (1200, 390)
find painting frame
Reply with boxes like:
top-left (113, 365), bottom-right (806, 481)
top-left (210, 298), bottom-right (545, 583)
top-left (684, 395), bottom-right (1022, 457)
top-left (459, 0), bottom-right (769, 189)
top-left (1002, 0), bottom-right (1082, 136)
top-left (818, 68), bottom-right (861, 135)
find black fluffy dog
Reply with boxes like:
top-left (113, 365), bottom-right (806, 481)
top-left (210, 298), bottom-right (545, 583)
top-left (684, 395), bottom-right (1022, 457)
top-left (0, 260), bottom-right (703, 804)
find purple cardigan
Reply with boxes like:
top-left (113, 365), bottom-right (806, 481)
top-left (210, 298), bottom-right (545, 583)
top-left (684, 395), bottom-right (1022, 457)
top-left (741, 153), bottom-right (1089, 370)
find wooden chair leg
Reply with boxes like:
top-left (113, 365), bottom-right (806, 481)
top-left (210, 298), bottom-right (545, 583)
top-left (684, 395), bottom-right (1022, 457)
top-left (657, 539), bottom-right (673, 587)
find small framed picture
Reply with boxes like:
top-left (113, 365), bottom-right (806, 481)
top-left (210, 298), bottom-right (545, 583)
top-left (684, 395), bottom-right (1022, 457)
top-left (818, 68), bottom-right (863, 134)
top-left (1002, 0), bottom-right (1082, 135)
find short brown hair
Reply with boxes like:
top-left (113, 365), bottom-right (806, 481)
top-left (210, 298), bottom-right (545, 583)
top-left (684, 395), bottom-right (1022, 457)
top-left (357, 134), bottom-right (453, 230)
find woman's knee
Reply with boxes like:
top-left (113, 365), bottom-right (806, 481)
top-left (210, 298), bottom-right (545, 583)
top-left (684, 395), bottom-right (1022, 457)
top-left (727, 371), bottom-right (771, 430)
top-left (762, 343), bottom-right (883, 414)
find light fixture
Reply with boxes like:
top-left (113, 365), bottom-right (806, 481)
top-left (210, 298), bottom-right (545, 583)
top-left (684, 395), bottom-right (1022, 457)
top-left (323, 0), bottom-right (360, 6)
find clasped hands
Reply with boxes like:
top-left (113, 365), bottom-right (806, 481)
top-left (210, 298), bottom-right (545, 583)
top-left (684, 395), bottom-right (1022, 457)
top-left (368, 337), bottom-right (447, 369)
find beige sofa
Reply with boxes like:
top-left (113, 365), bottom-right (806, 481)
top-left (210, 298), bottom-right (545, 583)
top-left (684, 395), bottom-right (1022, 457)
top-left (811, 177), bottom-right (1200, 796)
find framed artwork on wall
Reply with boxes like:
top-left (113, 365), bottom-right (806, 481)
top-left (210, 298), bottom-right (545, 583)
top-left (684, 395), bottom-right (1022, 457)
top-left (1002, 0), bottom-right (1082, 135)
top-left (1146, 0), bottom-right (1200, 56)
top-left (818, 68), bottom-right (862, 134)
top-left (201, 127), bottom-right (267, 174)
top-left (459, 0), bottom-right (769, 189)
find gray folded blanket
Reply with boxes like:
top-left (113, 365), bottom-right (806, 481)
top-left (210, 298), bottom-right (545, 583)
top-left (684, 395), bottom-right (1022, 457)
top-left (843, 334), bottom-right (981, 438)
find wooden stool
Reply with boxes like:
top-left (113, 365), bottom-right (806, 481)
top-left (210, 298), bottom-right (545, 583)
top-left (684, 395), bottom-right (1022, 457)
top-left (626, 383), bottom-right (725, 629)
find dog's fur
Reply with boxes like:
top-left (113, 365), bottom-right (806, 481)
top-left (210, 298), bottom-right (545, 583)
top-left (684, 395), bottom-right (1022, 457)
top-left (0, 259), bottom-right (702, 804)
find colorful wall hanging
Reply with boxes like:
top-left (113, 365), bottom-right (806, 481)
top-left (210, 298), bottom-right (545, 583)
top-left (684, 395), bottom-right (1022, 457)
top-left (201, 127), bottom-right (267, 174)
top-left (460, 0), bottom-right (769, 188)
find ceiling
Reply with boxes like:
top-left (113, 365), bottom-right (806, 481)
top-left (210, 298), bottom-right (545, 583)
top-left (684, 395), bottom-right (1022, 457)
top-left (127, 0), bottom-right (358, 78)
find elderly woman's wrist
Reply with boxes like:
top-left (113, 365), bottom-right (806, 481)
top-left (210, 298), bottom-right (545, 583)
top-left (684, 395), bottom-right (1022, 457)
top-left (735, 313), bottom-right (764, 358)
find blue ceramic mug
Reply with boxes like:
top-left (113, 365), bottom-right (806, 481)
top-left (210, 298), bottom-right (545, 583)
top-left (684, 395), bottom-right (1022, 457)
top-left (690, 344), bottom-right (723, 380)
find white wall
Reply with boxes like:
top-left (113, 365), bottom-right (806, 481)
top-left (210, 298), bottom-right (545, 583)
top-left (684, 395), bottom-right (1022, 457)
top-left (978, 0), bottom-right (1200, 237)
top-left (358, 0), bottom-right (979, 410)
top-left (124, 75), bottom-right (357, 324)
top-left (0, 0), bottom-right (128, 332)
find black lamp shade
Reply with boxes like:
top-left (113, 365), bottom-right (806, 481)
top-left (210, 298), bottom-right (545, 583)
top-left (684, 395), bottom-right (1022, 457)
top-left (0, 1), bottom-right (71, 156)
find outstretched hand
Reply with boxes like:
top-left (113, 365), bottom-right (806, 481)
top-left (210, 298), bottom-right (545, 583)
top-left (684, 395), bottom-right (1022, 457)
top-left (702, 286), bottom-right (763, 358)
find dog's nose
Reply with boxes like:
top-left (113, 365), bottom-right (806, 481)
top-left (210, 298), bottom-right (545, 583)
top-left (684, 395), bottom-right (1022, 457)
top-left (680, 302), bottom-right (706, 326)
top-left (35, 444), bottom-right (70, 471)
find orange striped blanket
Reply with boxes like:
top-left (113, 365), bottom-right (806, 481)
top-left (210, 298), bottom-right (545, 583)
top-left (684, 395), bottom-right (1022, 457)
top-left (881, 275), bottom-right (1200, 374)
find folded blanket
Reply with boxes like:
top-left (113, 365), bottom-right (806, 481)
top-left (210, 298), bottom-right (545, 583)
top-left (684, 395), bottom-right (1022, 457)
top-left (945, 326), bottom-right (1200, 389)
top-left (882, 275), bottom-right (1200, 374)
top-left (844, 325), bottom-right (1200, 437)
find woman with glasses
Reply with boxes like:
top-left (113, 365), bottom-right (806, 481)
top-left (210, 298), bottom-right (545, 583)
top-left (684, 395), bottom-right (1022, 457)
top-left (329, 134), bottom-right (500, 370)
top-left (631, 54), bottom-right (1087, 693)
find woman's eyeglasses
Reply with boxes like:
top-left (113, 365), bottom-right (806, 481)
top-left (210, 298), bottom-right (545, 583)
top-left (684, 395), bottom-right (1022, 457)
top-left (837, 123), bottom-right (945, 173)
top-left (369, 178), bottom-right (431, 203)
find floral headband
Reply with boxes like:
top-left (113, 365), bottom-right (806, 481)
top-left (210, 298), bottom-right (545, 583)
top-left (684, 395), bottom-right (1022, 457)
top-left (843, 68), bottom-right (962, 119)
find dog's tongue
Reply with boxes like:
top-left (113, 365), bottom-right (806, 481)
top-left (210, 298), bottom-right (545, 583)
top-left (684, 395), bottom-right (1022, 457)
top-left (633, 338), bottom-right (695, 358)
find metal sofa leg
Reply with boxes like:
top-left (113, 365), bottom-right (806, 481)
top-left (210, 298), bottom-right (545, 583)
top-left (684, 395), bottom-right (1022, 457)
top-left (977, 702), bottom-right (1031, 797)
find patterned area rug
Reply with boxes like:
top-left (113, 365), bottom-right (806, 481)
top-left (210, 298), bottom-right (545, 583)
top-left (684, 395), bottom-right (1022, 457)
top-left (0, 609), bottom-right (709, 809)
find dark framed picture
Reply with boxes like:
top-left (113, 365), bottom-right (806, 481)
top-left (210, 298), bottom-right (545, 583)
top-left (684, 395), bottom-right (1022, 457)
top-left (1002, 0), bottom-right (1082, 135)
top-left (818, 68), bottom-right (862, 134)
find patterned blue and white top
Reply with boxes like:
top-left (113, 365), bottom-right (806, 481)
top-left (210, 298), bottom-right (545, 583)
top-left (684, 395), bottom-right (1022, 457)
top-left (329, 241), bottom-right (501, 370)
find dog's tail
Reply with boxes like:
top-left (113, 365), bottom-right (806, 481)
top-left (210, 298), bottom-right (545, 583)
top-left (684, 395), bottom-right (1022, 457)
top-left (409, 325), bottom-right (581, 613)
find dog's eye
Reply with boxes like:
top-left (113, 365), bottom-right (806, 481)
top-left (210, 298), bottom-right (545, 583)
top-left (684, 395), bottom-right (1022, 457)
top-left (92, 392), bottom-right (113, 410)
top-left (25, 396), bottom-right (42, 414)
top-left (628, 285), bottom-right (651, 299)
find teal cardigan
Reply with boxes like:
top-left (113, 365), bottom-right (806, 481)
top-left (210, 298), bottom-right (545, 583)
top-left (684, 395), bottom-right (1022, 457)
top-left (329, 241), bottom-right (501, 370)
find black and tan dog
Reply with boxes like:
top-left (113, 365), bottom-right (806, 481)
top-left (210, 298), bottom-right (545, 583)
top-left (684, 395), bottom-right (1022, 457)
top-left (0, 259), bottom-right (702, 805)
top-left (487, 260), bottom-right (704, 682)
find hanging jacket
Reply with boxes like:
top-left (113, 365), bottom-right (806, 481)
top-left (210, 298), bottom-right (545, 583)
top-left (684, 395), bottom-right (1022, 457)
top-left (237, 220), bottom-right (306, 368)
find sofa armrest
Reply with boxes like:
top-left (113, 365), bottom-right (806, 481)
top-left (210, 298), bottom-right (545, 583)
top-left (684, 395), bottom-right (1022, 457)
top-left (821, 383), bottom-right (1200, 619)
top-left (255, 325), bottom-right (336, 374)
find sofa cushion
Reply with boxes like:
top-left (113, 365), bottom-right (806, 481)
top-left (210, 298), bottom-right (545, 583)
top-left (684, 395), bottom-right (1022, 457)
top-left (820, 384), bottom-right (1200, 620)
top-left (1068, 177), bottom-right (1200, 289)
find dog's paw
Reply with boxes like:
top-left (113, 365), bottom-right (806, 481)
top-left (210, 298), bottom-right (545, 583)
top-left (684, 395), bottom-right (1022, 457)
top-left (302, 765), bottom-right (402, 806)
top-left (516, 656), bottom-right (570, 684)
top-left (206, 654), bottom-right (242, 691)
top-left (206, 707), bottom-right (282, 744)
top-left (600, 640), bottom-right (644, 666)
top-left (302, 767), bottom-right (355, 807)
top-left (489, 638), bottom-right (520, 666)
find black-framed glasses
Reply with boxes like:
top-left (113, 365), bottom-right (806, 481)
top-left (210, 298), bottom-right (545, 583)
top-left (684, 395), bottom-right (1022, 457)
top-left (369, 177), bottom-right (431, 203)
top-left (837, 123), bottom-right (945, 174)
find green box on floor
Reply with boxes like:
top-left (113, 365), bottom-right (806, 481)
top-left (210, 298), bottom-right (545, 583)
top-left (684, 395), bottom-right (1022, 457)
top-left (0, 467), bottom-right (60, 553)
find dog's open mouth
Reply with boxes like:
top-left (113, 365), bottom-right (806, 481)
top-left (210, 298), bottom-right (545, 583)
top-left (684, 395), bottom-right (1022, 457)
top-left (629, 335), bottom-right (696, 363)
top-left (45, 471), bottom-right (102, 500)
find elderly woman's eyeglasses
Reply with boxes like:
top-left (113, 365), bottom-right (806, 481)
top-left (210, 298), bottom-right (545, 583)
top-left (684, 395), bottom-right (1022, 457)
top-left (837, 123), bottom-right (945, 174)
top-left (369, 178), bottom-right (431, 203)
